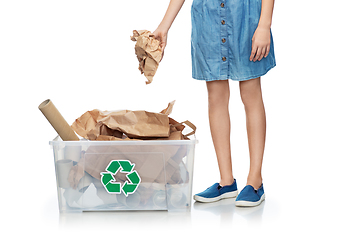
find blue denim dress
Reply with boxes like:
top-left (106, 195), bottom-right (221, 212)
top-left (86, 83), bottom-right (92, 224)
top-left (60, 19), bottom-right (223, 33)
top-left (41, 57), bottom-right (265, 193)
top-left (191, 0), bottom-right (276, 81)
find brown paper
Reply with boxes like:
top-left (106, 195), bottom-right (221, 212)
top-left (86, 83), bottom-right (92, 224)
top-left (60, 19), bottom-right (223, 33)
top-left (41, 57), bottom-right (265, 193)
top-left (67, 143), bottom-right (188, 189)
top-left (67, 101), bottom-right (196, 188)
top-left (72, 109), bottom-right (170, 140)
top-left (131, 30), bottom-right (162, 84)
top-left (70, 101), bottom-right (195, 141)
top-left (39, 99), bottom-right (79, 141)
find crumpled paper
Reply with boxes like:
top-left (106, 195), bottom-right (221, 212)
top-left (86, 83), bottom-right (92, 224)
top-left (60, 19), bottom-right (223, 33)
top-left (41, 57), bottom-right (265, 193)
top-left (70, 101), bottom-right (196, 141)
top-left (67, 101), bottom-right (197, 190)
top-left (131, 30), bottom-right (162, 84)
top-left (67, 141), bottom-right (190, 189)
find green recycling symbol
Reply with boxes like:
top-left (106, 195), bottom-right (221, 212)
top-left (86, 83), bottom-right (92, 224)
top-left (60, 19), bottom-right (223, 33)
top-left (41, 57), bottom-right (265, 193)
top-left (100, 160), bottom-right (141, 196)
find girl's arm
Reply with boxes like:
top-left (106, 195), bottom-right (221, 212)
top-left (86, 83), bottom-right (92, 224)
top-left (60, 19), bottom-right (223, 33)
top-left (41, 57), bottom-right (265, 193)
top-left (250, 0), bottom-right (275, 62)
top-left (152, 0), bottom-right (185, 59)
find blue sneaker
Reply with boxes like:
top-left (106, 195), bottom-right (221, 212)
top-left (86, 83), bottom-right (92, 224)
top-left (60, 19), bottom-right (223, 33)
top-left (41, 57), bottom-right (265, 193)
top-left (235, 184), bottom-right (265, 207)
top-left (193, 179), bottom-right (238, 203)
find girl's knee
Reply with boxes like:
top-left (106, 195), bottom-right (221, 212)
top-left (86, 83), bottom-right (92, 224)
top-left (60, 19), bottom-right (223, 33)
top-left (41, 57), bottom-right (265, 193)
top-left (239, 78), bottom-right (263, 106)
top-left (207, 80), bottom-right (230, 105)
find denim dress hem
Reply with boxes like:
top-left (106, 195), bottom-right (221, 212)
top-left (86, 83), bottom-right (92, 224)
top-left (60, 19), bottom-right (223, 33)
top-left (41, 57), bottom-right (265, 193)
top-left (192, 63), bottom-right (276, 81)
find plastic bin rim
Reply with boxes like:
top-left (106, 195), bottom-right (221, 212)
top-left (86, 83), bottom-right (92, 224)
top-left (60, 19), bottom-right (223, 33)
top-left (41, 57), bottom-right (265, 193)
top-left (49, 137), bottom-right (198, 147)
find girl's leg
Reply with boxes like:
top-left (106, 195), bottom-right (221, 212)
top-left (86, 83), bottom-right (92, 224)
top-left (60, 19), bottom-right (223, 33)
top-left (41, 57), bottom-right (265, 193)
top-left (239, 77), bottom-right (266, 189)
top-left (206, 80), bottom-right (234, 186)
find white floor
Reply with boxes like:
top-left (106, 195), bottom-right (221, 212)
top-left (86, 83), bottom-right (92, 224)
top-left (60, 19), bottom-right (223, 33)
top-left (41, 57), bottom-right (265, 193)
top-left (6, 177), bottom-right (358, 240)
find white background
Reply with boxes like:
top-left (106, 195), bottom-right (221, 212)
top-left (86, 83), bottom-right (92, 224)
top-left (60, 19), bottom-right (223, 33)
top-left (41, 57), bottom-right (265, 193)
top-left (1, 0), bottom-right (359, 239)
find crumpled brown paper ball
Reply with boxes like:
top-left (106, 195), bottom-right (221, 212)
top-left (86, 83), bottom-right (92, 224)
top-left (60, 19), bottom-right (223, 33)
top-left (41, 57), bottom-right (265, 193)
top-left (131, 30), bottom-right (163, 84)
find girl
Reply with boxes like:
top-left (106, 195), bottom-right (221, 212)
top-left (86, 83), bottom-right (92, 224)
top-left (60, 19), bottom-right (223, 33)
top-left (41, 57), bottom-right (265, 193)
top-left (153, 0), bottom-right (275, 207)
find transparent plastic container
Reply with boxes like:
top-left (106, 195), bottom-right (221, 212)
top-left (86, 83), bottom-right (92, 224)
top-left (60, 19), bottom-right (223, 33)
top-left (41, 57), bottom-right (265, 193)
top-left (50, 137), bottom-right (196, 212)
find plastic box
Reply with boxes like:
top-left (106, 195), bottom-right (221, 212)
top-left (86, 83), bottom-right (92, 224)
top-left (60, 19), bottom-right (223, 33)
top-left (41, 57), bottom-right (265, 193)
top-left (50, 137), bottom-right (196, 212)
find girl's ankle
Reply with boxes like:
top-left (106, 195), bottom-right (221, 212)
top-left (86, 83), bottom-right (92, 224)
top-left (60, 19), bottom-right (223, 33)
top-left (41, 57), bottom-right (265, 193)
top-left (246, 176), bottom-right (262, 190)
top-left (219, 178), bottom-right (235, 187)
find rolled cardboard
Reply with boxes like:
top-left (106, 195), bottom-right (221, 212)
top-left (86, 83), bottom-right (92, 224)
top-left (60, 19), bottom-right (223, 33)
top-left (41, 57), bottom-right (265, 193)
top-left (38, 99), bottom-right (79, 141)
top-left (56, 159), bottom-right (73, 189)
top-left (152, 190), bottom-right (167, 208)
top-left (117, 192), bottom-right (141, 208)
top-left (168, 188), bottom-right (186, 209)
top-left (64, 146), bottom-right (82, 162)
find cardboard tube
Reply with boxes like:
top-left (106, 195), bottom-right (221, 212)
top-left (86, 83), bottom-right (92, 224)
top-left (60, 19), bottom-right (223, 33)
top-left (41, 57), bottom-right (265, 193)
top-left (38, 99), bottom-right (79, 141)
top-left (64, 146), bottom-right (81, 162)
top-left (152, 190), bottom-right (167, 208)
top-left (56, 159), bottom-right (73, 189)
top-left (168, 188), bottom-right (186, 208)
top-left (116, 192), bottom-right (141, 208)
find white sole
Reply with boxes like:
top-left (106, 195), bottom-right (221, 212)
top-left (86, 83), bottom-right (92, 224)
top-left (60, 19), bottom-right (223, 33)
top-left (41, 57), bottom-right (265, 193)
top-left (235, 193), bottom-right (265, 207)
top-left (193, 190), bottom-right (238, 203)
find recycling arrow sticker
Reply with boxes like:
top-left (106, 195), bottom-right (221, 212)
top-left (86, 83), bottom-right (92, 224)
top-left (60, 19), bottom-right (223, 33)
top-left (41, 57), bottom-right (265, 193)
top-left (100, 160), bottom-right (141, 196)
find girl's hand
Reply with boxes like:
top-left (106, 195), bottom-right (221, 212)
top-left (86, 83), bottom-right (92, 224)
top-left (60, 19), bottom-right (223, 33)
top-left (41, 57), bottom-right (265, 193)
top-left (250, 26), bottom-right (271, 62)
top-left (152, 28), bottom-right (168, 61)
